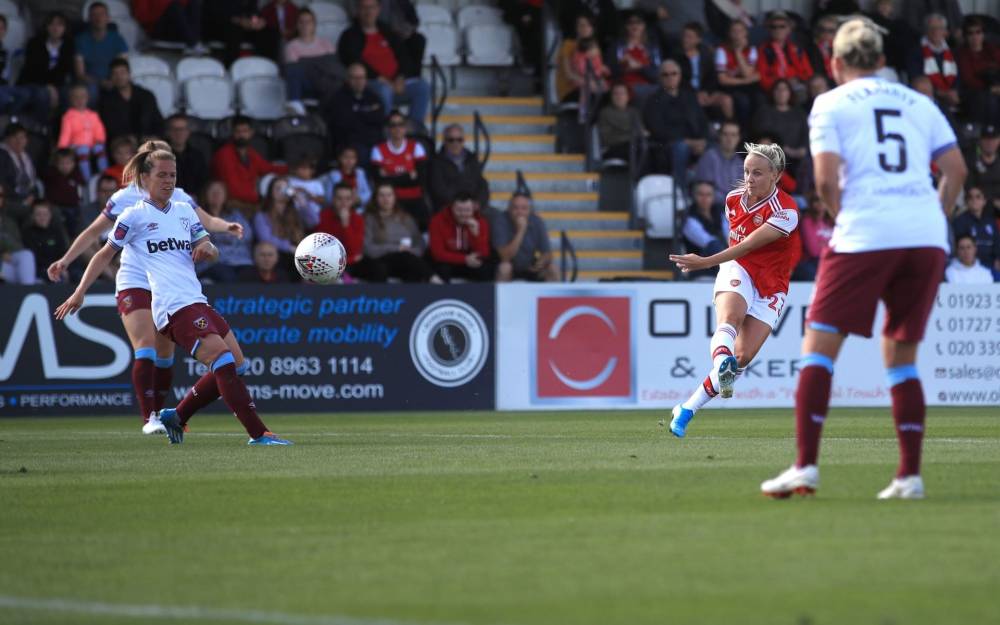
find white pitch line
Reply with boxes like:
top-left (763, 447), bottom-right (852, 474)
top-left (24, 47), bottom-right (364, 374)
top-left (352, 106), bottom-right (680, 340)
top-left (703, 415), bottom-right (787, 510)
top-left (0, 595), bottom-right (466, 625)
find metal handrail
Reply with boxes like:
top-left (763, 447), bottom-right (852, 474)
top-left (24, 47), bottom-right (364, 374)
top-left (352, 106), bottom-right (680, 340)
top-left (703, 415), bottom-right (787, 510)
top-left (471, 110), bottom-right (491, 170)
top-left (559, 230), bottom-right (578, 283)
top-left (581, 58), bottom-right (601, 171)
top-left (541, 1), bottom-right (560, 115)
top-left (429, 55), bottom-right (448, 142)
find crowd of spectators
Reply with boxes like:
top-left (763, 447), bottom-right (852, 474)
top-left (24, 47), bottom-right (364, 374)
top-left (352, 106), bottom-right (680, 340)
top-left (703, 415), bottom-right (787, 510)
top-left (2, 0), bottom-right (999, 285)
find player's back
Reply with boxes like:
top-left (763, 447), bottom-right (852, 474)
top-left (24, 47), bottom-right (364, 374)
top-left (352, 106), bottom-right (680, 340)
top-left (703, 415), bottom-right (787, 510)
top-left (808, 76), bottom-right (956, 254)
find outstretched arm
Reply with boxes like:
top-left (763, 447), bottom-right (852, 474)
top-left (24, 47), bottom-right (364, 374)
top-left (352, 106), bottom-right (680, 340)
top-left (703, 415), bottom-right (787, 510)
top-left (54, 243), bottom-right (118, 319)
top-left (49, 213), bottom-right (112, 281)
top-left (670, 225), bottom-right (784, 273)
top-left (195, 205), bottom-right (244, 239)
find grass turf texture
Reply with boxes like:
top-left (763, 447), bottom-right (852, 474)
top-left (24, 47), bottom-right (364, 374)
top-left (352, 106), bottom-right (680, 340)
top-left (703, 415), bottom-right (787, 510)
top-left (0, 408), bottom-right (998, 625)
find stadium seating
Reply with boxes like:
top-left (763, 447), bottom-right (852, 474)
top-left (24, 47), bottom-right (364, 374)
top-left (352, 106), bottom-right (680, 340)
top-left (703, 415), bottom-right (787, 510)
top-left (0, 0), bottom-right (20, 18)
top-left (465, 23), bottom-right (514, 66)
top-left (456, 5), bottom-right (504, 30)
top-left (133, 73), bottom-right (177, 117)
top-left (3, 14), bottom-right (26, 51)
top-left (176, 56), bottom-right (226, 84)
top-left (308, 1), bottom-right (348, 23)
top-left (184, 76), bottom-right (234, 120)
top-left (635, 175), bottom-right (681, 238)
top-left (416, 3), bottom-right (453, 26)
top-left (127, 54), bottom-right (171, 79)
top-left (239, 76), bottom-right (287, 120)
top-left (421, 23), bottom-right (461, 66)
top-left (231, 56), bottom-right (280, 85)
top-left (114, 18), bottom-right (144, 51)
top-left (273, 115), bottom-right (329, 165)
top-left (317, 20), bottom-right (349, 46)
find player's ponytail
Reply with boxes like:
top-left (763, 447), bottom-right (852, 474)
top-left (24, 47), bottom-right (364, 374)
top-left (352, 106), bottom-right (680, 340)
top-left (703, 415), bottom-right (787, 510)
top-left (128, 149), bottom-right (176, 190)
top-left (743, 142), bottom-right (786, 173)
top-left (122, 141), bottom-right (173, 186)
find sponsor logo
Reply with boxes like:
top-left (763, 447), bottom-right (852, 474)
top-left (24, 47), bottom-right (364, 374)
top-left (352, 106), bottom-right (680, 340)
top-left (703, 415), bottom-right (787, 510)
top-left (193, 317), bottom-right (208, 330)
top-left (409, 300), bottom-right (489, 388)
top-left (535, 296), bottom-right (633, 400)
top-left (730, 279), bottom-right (741, 287)
top-left (145, 238), bottom-right (193, 254)
top-left (114, 223), bottom-right (129, 240)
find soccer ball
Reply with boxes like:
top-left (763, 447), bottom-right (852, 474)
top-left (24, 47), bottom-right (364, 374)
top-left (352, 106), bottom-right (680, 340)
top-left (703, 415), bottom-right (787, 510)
top-left (294, 232), bottom-right (347, 284)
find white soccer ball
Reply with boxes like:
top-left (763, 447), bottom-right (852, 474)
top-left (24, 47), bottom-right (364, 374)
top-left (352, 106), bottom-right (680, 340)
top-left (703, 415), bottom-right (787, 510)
top-left (294, 232), bottom-right (347, 284)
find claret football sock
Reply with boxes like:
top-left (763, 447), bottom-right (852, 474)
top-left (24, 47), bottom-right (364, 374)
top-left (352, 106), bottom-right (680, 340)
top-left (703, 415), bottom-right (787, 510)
top-left (683, 374), bottom-right (719, 412)
top-left (153, 355), bottom-right (174, 413)
top-left (132, 348), bottom-right (157, 422)
top-left (176, 373), bottom-right (220, 426)
top-left (888, 366), bottom-right (924, 478)
top-left (710, 323), bottom-right (738, 369)
top-left (795, 354), bottom-right (834, 468)
top-left (212, 353), bottom-right (268, 440)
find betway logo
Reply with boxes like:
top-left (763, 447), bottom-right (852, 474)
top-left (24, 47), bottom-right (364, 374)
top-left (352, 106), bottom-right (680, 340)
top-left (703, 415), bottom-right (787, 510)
top-left (146, 238), bottom-right (192, 253)
top-left (0, 293), bottom-right (131, 380)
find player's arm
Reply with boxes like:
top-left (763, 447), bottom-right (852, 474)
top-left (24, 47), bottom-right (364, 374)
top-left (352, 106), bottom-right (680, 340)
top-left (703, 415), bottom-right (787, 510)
top-left (670, 225), bottom-right (783, 273)
top-left (813, 151), bottom-right (841, 218)
top-left (190, 228), bottom-right (219, 264)
top-left (195, 205), bottom-right (244, 239)
top-left (48, 212), bottom-right (113, 281)
top-left (933, 146), bottom-right (967, 218)
top-left (54, 242), bottom-right (119, 319)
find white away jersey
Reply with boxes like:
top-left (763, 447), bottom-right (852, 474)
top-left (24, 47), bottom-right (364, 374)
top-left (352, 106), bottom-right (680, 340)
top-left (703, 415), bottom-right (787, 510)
top-left (103, 183), bottom-right (198, 293)
top-left (107, 199), bottom-right (209, 330)
top-left (808, 76), bottom-right (957, 253)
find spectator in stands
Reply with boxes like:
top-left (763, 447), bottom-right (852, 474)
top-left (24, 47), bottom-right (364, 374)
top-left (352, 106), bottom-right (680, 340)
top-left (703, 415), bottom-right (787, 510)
top-left (20, 200), bottom-right (68, 284)
top-left (284, 8), bottom-right (339, 116)
top-left (715, 19), bottom-right (760, 127)
top-left (558, 0), bottom-right (619, 50)
top-left (198, 180), bottom-right (253, 283)
top-left (957, 16), bottom-right (1000, 127)
top-left (261, 0), bottom-right (299, 41)
top-left (694, 120), bottom-right (743, 204)
top-left (681, 180), bottom-right (727, 265)
top-left (287, 157), bottom-right (325, 229)
top-left (492, 191), bottom-right (558, 282)
top-left (946, 234), bottom-right (994, 284)
top-left (102, 135), bottom-right (136, 186)
top-left (750, 79), bottom-right (808, 170)
top-left (902, 0), bottom-right (963, 44)
top-left (636, 0), bottom-right (705, 52)
top-left (203, 0), bottom-right (282, 65)
top-left (867, 0), bottom-right (920, 77)
top-left (98, 58), bottom-right (164, 144)
top-left (755, 132), bottom-right (798, 195)
top-left (793, 192), bottom-right (834, 281)
top-left (19, 12), bottom-right (76, 94)
top-left (607, 12), bottom-right (662, 102)
top-left (239, 241), bottom-right (291, 283)
top-left (132, 0), bottom-right (207, 55)
top-left (362, 182), bottom-right (435, 282)
top-left (165, 114), bottom-right (208, 197)
top-left (556, 13), bottom-right (596, 103)
top-left (804, 15), bottom-right (837, 80)
top-left (372, 110), bottom-right (428, 229)
top-left (705, 0), bottom-right (757, 45)
top-left (968, 125), bottom-right (1000, 213)
top-left (428, 191), bottom-right (494, 283)
top-left (806, 74), bottom-right (832, 110)
top-left (428, 124), bottom-right (489, 212)
top-left (678, 21), bottom-right (734, 121)
top-left (322, 146), bottom-right (371, 208)
top-left (0, 183), bottom-right (36, 284)
top-left (642, 58), bottom-right (708, 194)
top-left (212, 115), bottom-right (288, 214)
top-left (325, 63), bottom-right (385, 169)
top-left (337, 0), bottom-right (430, 127)
top-left (316, 182), bottom-right (372, 281)
top-left (81, 174), bottom-right (117, 227)
top-left (74, 1), bottom-right (128, 101)
top-left (920, 13), bottom-right (960, 111)
top-left (571, 37), bottom-right (611, 112)
top-left (43, 148), bottom-right (84, 236)
top-left (952, 185), bottom-right (1000, 278)
top-left (59, 84), bottom-right (108, 181)
top-left (254, 176), bottom-right (305, 278)
top-left (597, 83), bottom-right (642, 162)
top-left (0, 124), bottom-right (39, 220)
top-left (0, 18), bottom-right (56, 123)
top-left (756, 11), bottom-right (812, 99)
top-left (502, 0), bottom-right (543, 77)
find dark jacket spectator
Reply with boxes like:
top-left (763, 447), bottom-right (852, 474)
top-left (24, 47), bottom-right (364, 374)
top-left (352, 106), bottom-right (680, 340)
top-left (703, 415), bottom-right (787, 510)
top-left (18, 12), bottom-right (76, 88)
top-left (203, 0), bottom-right (282, 64)
top-left (211, 117), bottom-right (288, 209)
top-left (428, 125), bottom-right (489, 211)
top-left (132, 0), bottom-right (204, 49)
top-left (597, 83), bottom-right (642, 161)
top-left (166, 115), bottom-right (208, 197)
top-left (324, 63), bottom-right (385, 164)
top-left (0, 124), bottom-right (40, 220)
top-left (642, 81), bottom-right (708, 146)
top-left (952, 186), bottom-right (1000, 274)
top-left (866, 0), bottom-right (920, 75)
top-left (97, 59), bottom-right (164, 142)
top-left (428, 193), bottom-right (493, 282)
top-left (261, 0), bottom-right (300, 41)
top-left (238, 241), bottom-right (291, 283)
top-left (968, 129), bottom-right (1000, 212)
top-left (42, 148), bottom-right (85, 235)
top-left (750, 80), bottom-right (808, 165)
top-left (20, 201), bottom-right (68, 282)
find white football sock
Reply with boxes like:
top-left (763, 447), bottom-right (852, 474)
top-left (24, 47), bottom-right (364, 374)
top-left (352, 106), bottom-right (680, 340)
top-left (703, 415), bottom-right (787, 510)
top-left (710, 323), bottom-right (738, 368)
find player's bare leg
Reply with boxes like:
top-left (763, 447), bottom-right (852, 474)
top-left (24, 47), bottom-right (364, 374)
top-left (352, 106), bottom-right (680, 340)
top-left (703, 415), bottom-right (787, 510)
top-left (762, 324), bottom-right (845, 498)
top-left (877, 338), bottom-right (926, 499)
top-left (121, 309), bottom-right (163, 433)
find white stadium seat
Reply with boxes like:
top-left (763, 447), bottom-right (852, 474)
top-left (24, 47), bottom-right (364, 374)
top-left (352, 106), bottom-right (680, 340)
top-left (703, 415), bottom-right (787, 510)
top-left (421, 23), bottom-right (460, 66)
top-left (184, 76), bottom-right (234, 120)
top-left (635, 174), bottom-right (682, 238)
top-left (128, 54), bottom-right (171, 79)
top-left (238, 75), bottom-right (287, 120)
top-left (83, 0), bottom-right (131, 21)
top-left (176, 56), bottom-right (226, 84)
top-left (456, 5), bottom-right (503, 30)
top-left (308, 1), bottom-right (348, 23)
top-left (133, 74), bottom-right (177, 116)
top-left (416, 4), bottom-right (453, 26)
top-left (231, 56), bottom-right (280, 84)
top-left (3, 14), bottom-right (26, 51)
top-left (465, 23), bottom-right (513, 66)
top-left (316, 20), bottom-right (348, 46)
top-left (0, 0), bottom-right (21, 18)
top-left (114, 17), bottom-right (144, 50)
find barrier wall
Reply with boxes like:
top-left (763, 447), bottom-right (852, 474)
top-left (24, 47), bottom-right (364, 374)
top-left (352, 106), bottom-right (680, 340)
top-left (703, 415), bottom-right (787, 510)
top-left (1, 283), bottom-right (997, 416)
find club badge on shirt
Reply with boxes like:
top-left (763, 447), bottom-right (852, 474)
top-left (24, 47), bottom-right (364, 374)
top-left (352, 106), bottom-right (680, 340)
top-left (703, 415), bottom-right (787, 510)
top-left (114, 223), bottom-right (129, 240)
top-left (193, 317), bottom-right (208, 330)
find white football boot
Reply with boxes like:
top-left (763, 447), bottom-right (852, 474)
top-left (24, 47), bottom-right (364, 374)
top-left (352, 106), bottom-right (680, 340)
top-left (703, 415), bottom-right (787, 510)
top-left (876, 475), bottom-right (925, 500)
top-left (142, 412), bottom-right (167, 435)
top-left (760, 464), bottom-right (819, 498)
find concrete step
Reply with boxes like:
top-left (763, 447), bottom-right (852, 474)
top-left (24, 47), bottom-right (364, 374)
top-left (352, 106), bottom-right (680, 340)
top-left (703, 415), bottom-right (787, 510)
top-left (439, 134), bottom-right (555, 154)
top-left (441, 96), bottom-right (544, 116)
top-left (424, 66), bottom-right (537, 97)
top-left (485, 153), bottom-right (583, 173)
top-left (540, 210), bottom-right (629, 230)
top-left (486, 172), bottom-right (599, 193)
top-left (574, 251), bottom-right (644, 271)
top-left (435, 114), bottom-right (554, 135)
top-left (491, 191), bottom-right (597, 211)
top-left (576, 269), bottom-right (675, 282)
top-left (549, 230), bottom-right (643, 251)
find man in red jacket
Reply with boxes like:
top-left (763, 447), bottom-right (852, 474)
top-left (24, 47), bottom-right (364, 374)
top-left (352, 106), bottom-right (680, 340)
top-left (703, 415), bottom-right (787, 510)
top-left (757, 11), bottom-right (813, 98)
top-left (428, 191), bottom-right (494, 282)
top-left (211, 116), bottom-right (287, 214)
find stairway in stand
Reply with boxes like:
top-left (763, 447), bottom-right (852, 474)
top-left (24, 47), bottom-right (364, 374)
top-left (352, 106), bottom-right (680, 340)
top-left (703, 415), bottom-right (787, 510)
top-left (436, 95), bottom-right (672, 282)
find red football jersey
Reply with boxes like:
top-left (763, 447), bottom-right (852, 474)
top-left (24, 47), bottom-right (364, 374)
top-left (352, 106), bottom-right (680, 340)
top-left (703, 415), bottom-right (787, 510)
top-left (725, 186), bottom-right (801, 297)
top-left (371, 139), bottom-right (426, 200)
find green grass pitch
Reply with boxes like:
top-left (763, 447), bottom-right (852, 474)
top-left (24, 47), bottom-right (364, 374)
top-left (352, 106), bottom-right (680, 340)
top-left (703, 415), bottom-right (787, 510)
top-left (1, 408), bottom-right (998, 625)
